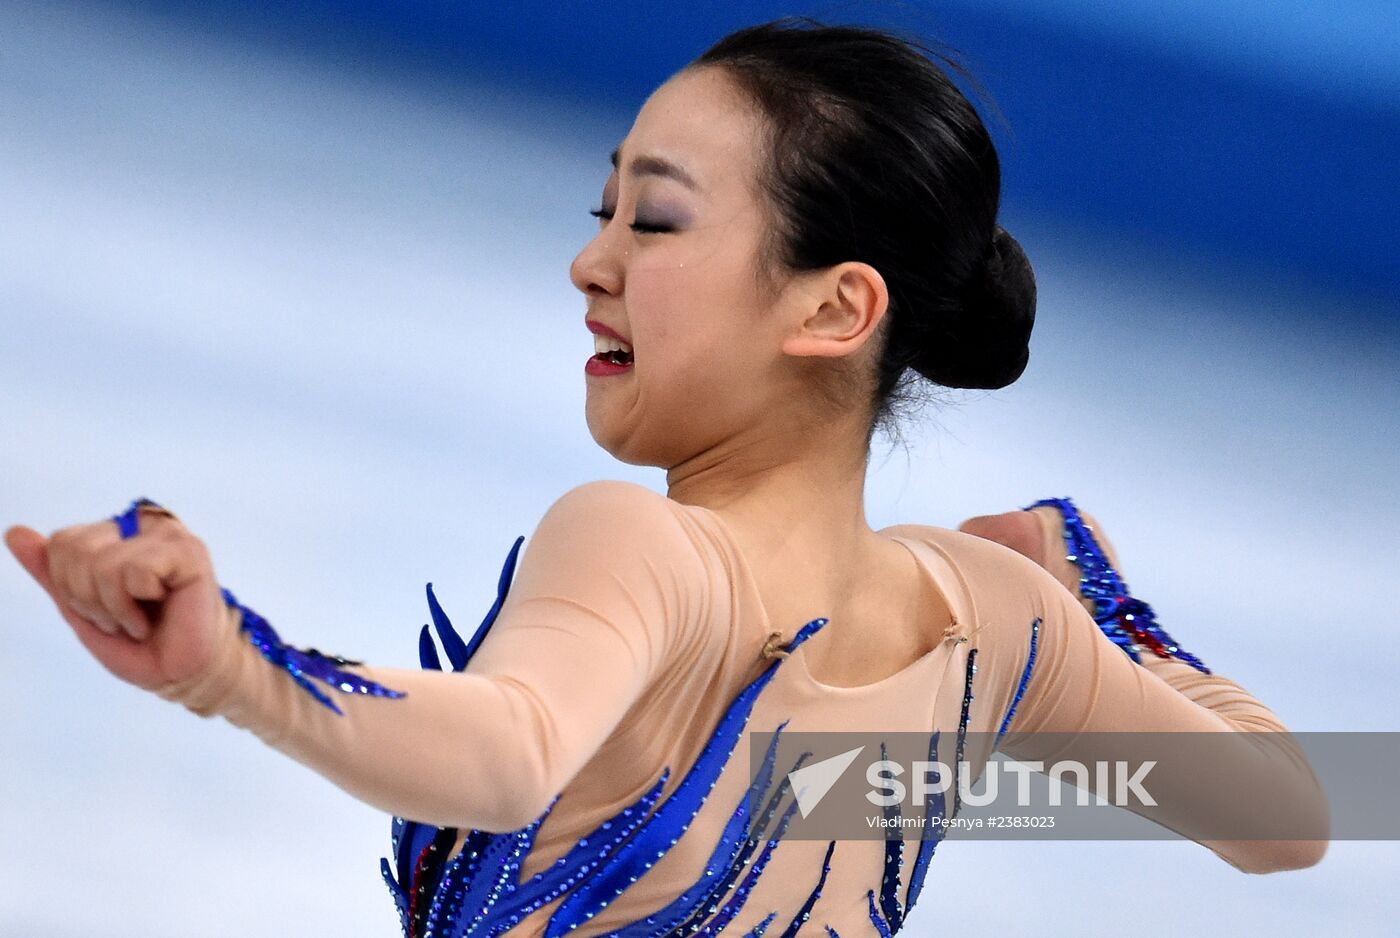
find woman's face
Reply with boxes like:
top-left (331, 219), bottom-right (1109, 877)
top-left (570, 66), bottom-right (862, 470)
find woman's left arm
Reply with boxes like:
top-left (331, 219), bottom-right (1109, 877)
top-left (994, 525), bottom-right (1331, 874)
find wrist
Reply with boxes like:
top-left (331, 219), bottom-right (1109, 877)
top-left (158, 586), bottom-right (408, 717)
top-left (1025, 497), bottom-right (1212, 675)
top-left (155, 595), bottom-right (249, 716)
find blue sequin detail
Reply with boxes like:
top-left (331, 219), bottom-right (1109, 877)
top-left (381, 536), bottom-right (984, 936)
top-left (1023, 497), bottom-right (1211, 674)
top-left (112, 497), bottom-right (165, 539)
top-left (865, 890), bottom-right (894, 938)
top-left (874, 741), bottom-right (904, 933)
top-left (776, 839), bottom-right (835, 938)
top-left (867, 643), bottom-right (978, 936)
top-left (745, 912), bottom-right (779, 937)
top-left (994, 618), bottom-right (1040, 745)
top-left (950, 648), bottom-right (977, 821)
top-left (222, 587), bottom-right (408, 716)
top-left (900, 731), bottom-right (946, 914)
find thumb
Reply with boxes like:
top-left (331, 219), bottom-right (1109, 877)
top-left (4, 525), bottom-right (54, 592)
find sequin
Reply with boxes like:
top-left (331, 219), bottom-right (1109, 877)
top-left (1023, 497), bottom-right (1211, 674)
top-left (222, 587), bottom-right (407, 715)
top-left (380, 536), bottom-right (986, 936)
top-left (775, 840), bottom-right (835, 938)
top-left (864, 641), bottom-right (978, 937)
top-left (112, 497), bottom-right (169, 539)
top-left (874, 741), bottom-right (904, 933)
top-left (950, 648), bottom-right (977, 821)
top-left (899, 730), bottom-right (946, 913)
top-left (994, 618), bottom-right (1041, 746)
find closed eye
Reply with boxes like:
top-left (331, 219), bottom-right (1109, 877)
top-left (588, 208), bottom-right (673, 235)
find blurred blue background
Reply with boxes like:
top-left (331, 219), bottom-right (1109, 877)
top-left (1, 0), bottom-right (1395, 934)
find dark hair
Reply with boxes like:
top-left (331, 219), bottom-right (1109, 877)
top-left (689, 17), bottom-right (1036, 448)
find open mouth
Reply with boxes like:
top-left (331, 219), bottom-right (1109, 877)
top-left (591, 333), bottom-right (634, 366)
top-left (594, 349), bottom-right (633, 366)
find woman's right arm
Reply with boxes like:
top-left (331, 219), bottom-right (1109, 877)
top-left (11, 480), bottom-right (707, 833)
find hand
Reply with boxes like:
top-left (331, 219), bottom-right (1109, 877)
top-left (957, 509), bottom-right (1048, 568)
top-left (5, 510), bottom-right (233, 692)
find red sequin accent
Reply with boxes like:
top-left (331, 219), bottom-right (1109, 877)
top-left (407, 842), bottom-right (436, 937)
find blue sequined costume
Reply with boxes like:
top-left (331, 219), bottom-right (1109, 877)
top-left (208, 495), bottom-right (1209, 936)
top-left (375, 537), bottom-right (980, 938)
top-left (362, 498), bottom-right (1208, 938)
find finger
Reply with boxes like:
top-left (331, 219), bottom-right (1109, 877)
top-left (8, 526), bottom-right (158, 678)
top-left (51, 525), bottom-right (126, 637)
top-left (144, 531), bottom-right (214, 592)
top-left (123, 553), bottom-right (169, 602)
top-left (40, 529), bottom-right (92, 631)
top-left (118, 533), bottom-right (212, 626)
top-left (44, 527), bottom-right (83, 615)
top-left (69, 559), bottom-right (123, 638)
top-left (4, 525), bottom-right (54, 592)
top-left (94, 548), bottom-right (153, 641)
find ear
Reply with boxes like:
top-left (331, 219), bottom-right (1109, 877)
top-left (779, 261), bottom-right (889, 361)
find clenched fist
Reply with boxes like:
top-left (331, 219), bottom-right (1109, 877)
top-left (5, 506), bottom-right (237, 693)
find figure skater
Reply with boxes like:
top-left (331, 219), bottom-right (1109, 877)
top-left (4, 17), bottom-right (1327, 938)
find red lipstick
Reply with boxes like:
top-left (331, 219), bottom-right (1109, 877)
top-left (585, 318), bottom-right (634, 376)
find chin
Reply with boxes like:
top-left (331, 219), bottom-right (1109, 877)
top-left (585, 411), bottom-right (633, 463)
top-left (585, 417), bottom-right (665, 468)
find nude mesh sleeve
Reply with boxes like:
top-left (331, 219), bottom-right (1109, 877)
top-left (995, 507), bottom-right (1329, 873)
top-left (154, 480), bottom-right (704, 833)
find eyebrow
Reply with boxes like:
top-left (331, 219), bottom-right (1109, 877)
top-left (610, 145), bottom-right (700, 192)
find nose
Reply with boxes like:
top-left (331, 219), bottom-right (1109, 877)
top-left (569, 227), bottom-right (624, 298)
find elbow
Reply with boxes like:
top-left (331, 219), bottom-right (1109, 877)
top-left (454, 764), bottom-right (558, 834)
top-left (478, 796), bottom-right (555, 835)
top-left (426, 675), bottom-right (567, 833)
top-left (438, 779), bottom-right (553, 834)
top-left (1220, 761), bottom-right (1332, 873)
top-left (466, 745), bottom-right (562, 834)
top-left (1229, 838), bottom-right (1329, 874)
top-left (498, 775), bottom-right (560, 833)
top-left (1218, 832), bottom-right (1330, 874)
top-left (1273, 838), bottom-right (1329, 871)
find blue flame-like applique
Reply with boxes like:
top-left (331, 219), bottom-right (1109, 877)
top-left (1022, 497), bottom-right (1210, 674)
top-left (379, 537), bottom-right (982, 937)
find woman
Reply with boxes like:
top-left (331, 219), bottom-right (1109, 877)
top-left (4, 17), bottom-right (1327, 938)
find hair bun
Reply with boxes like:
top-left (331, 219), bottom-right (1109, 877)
top-left (912, 225), bottom-right (1037, 390)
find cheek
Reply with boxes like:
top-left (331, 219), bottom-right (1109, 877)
top-left (627, 248), bottom-right (770, 412)
top-left (629, 267), bottom-right (726, 377)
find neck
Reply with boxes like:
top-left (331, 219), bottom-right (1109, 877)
top-left (664, 408), bottom-right (886, 596)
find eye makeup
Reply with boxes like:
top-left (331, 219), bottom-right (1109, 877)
top-left (588, 206), bottom-right (676, 234)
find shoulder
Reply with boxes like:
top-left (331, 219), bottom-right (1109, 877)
top-left (537, 484), bottom-right (686, 537)
top-left (880, 520), bottom-right (1066, 616)
top-left (543, 479), bottom-right (681, 523)
top-left (531, 480), bottom-right (706, 573)
top-left (881, 521), bottom-right (1028, 573)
